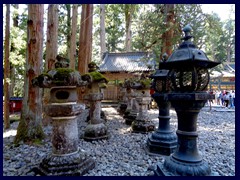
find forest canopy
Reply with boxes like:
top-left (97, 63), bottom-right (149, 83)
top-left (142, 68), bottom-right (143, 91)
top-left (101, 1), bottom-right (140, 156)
top-left (3, 4), bottom-right (235, 97)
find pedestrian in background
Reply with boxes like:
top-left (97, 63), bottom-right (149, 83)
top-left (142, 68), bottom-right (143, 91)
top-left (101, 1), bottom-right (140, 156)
top-left (231, 90), bottom-right (235, 107)
top-left (224, 91), bottom-right (230, 108)
top-left (216, 90), bottom-right (221, 105)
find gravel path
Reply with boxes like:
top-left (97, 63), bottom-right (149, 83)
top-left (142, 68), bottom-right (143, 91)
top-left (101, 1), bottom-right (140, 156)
top-left (3, 106), bottom-right (235, 176)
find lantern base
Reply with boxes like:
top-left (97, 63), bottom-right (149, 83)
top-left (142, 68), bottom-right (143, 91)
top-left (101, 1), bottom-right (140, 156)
top-left (34, 149), bottom-right (95, 176)
top-left (84, 123), bottom-right (109, 141)
top-left (124, 111), bottom-right (137, 125)
top-left (154, 155), bottom-right (211, 176)
top-left (117, 102), bottom-right (128, 115)
top-left (146, 130), bottom-right (177, 156)
top-left (131, 120), bottom-right (155, 133)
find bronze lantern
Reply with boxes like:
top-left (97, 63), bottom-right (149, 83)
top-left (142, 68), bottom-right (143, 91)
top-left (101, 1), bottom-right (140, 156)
top-left (146, 54), bottom-right (177, 156)
top-left (161, 24), bottom-right (220, 92)
top-left (154, 25), bottom-right (220, 176)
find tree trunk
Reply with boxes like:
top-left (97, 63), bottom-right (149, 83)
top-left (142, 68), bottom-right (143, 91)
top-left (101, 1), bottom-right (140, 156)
top-left (43, 4), bottom-right (59, 126)
top-left (125, 4), bottom-right (134, 52)
top-left (69, 4), bottom-right (78, 69)
top-left (66, 4), bottom-right (71, 60)
top-left (161, 4), bottom-right (175, 58)
top-left (46, 4), bottom-right (59, 70)
top-left (12, 4), bottom-right (19, 27)
top-left (10, 4), bottom-right (19, 97)
top-left (9, 65), bottom-right (15, 97)
top-left (78, 4), bottom-right (93, 74)
top-left (100, 4), bottom-right (107, 57)
top-left (15, 4), bottom-right (45, 144)
top-left (4, 4), bottom-right (10, 130)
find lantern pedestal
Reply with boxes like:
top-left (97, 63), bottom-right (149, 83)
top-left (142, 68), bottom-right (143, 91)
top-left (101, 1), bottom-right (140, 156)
top-left (124, 92), bottom-right (138, 125)
top-left (146, 93), bottom-right (177, 156)
top-left (131, 96), bottom-right (155, 133)
top-left (36, 86), bottom-right (95, 176)
top-left (117, 87), bottom-right (128, 115)
top-left (154, 92), bottom-right (213, 176)
top-left (83, 93), bottom-right (108, 141)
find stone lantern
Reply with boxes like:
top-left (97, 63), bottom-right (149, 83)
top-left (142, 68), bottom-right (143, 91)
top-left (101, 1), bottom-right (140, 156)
top-left (130, 74), bottom-right (155, 133)
top-left (154, 25), bottom-right (220, 176)
top-left (122, 79), bottom-right (139, 125)
top-left (117, 82), bottom-right (128, 115)
top-left (31, 57), bottom-right (95, 176)
top-left (146, 53), bottom-right (177, 156)
top-left (82, 63), bottom-right (109, 141)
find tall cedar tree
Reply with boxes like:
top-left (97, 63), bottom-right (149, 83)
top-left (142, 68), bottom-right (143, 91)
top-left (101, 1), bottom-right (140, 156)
top-left (10, 4), bottom-right (19, 97)
top-left (161, 4), bottom-right (175, 58)
top-left (78, 4), bottom-right (93, 74)
top-left (4, 4), bottom-right (10, 129)
top-left (69, 4), bottom-right (78, 69)
top-left (125, 4), bottom-right (135, 52)
top-left (100, 4), bottom-right (107, 57)
top-left (15, 4), bottom-right (45, 144)
top-left (46, 4), bottom-right (59, 70)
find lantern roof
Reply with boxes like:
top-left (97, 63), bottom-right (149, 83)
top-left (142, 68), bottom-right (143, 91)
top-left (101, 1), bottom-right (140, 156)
top-left (150, 69), bottom-right (169, 79)
top-left (160, 24), bottom-right (220, 70)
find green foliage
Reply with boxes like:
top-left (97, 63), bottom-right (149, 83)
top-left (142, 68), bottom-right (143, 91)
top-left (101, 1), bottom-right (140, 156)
top-left (58, 4), bottom-right (81, 58)
top-left (7, 5), bottom-right (27, 97)
top-left (203, 11), bottom-right (235, 72)
top-left (175, 4), bottom-right (207, 49)
top-left (140, 79), bottom-right (152, 88)
top-left (132, 5), bottom-right (166, 57)
top-left (3, 4), bottom-right (235, 97)
top-left (105, 4), bottom-right (125, 52)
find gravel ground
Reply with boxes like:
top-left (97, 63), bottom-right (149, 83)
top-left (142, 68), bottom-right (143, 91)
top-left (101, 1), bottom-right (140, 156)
top-left (3, 105), bottom-right (235, 176)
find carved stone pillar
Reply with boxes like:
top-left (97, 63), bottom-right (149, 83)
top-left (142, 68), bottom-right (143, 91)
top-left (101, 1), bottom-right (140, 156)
top-left (124, 91), bottom-right (138, 125)
top-left (131, 92), bottom-right (155, 133)
top-left (37, 86), bottom-right (95, 176)
top-left (83, 93), bottom-right (108, 141)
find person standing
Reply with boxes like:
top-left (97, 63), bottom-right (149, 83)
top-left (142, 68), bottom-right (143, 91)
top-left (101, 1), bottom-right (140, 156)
top-left (231, 90), bottom-right (235, 107)
top-left (216, 90), bottom-right (221, 105)
top-left (220, 91), bottom-right (225, 107)
top-left (224, 91), bottom-right (230, 108)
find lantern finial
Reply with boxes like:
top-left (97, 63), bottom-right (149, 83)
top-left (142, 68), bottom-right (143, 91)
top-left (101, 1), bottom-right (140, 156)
top-left (162, 53), bottom-right (168, 62)
top-left (182, 24), bottom-right (193, 41)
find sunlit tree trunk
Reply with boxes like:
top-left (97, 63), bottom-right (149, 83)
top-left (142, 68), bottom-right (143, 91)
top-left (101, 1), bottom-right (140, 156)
top-left (43, 4), bottom-right (59, 126)
top-left (100, 4), bottom-right (107, 57)
top-left (66, 4), bottom-right (71, 60)
top-left (125, 4), bottom-right (135, 52)
top-left (78, 4), bottom-right (93, 74)
top-left (4, 4), bottom-right (10, 130)
top-left (15, 4), bottom-right (45, 144)
top-left (10, 4), bottom-right (19, 97)
top-left (69, 4), bottom-right (78, 69)
top-left (45, 4), bottom-right (58, 70)
top-left (161, 4), bottom-right (175, 58)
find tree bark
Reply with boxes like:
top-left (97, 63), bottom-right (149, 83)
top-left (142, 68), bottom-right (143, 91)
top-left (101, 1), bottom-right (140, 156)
top-left (66, 4), bottom-right (71, 60)
top-left (46, 4), bottom-right (59, 70)
top-left (69, 4), bottom-right (78, 69)
top-left (4, 4), bottom-right (10, 130)
top-left (43, 4), bottom-right (59, 125)
top-left (161, 4), bottom-right (175, 58)
top-left (15, 4), bottom-right (45, 144)
top-left (78, 4), bottom-right (93, 74)
top-left (125, 4), bottom-right (134, 52)
top-left (100, 4), bottom-right (107, 57)
top-left (10, 4), bottom-right (19, 97)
